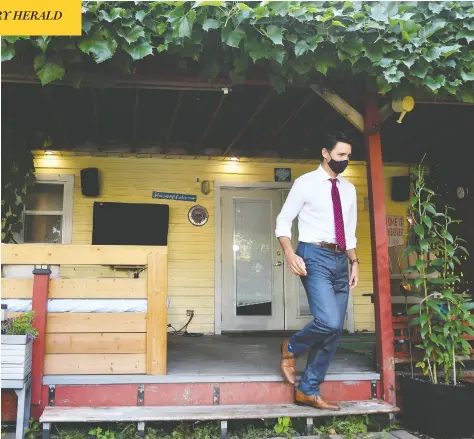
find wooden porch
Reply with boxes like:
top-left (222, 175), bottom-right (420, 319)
top-left (1, 243), bottom-right (391, 419)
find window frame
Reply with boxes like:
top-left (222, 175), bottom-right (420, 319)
top-left (22, 174), bottom-right (74, 244)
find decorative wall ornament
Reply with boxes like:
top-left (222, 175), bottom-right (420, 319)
top-left (188, 205), bottom-right (209, 226)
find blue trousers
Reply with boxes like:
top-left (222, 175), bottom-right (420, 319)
top-left (289, 242), bottom-right (349, 396)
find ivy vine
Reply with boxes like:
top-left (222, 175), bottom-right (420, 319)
top-left (2, 1), bottom-right (474, 101)
top-left (1, 120), bottom-right (36, 244)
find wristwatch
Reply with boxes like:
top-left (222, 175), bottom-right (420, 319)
top-left (350, 258), bottom-right (360, 265)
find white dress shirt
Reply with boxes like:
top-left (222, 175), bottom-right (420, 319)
top-left (275, 166), bottom-right (357, 250)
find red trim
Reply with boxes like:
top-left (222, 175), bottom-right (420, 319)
top-left (364, 93), bottom-right (396, 405)
top-left (31, 271), bottom-right (50, 405)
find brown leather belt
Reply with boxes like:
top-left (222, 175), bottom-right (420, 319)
top-left (309, 242), bottom-right (345, 253)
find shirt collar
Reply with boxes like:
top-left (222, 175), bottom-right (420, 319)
top-left (316, 165), bottom-right (339, 182)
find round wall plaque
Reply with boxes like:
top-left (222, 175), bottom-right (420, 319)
top-left (188, 205), bottom-right (209, 226)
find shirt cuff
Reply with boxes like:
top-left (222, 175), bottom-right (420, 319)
top-left (275, 228), bottom-right (292, 240)
top-left (346, 238), bottom-right (357, 250)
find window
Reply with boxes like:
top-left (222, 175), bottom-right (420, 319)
top-left (22, 175), bottom-right (74, 244)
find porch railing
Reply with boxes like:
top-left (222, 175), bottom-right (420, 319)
top-left (1, 244), bottom-right (168, 403)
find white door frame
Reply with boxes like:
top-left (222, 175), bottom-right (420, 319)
top-left (213, 181), bottom-right (355, 334)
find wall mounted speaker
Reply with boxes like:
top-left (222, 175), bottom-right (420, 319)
top-left (391, 176), bottom-right (410, 202)
top-left (81, 167), bottom-right (100, 197)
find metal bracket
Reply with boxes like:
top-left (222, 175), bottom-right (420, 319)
top-left (220, 420), bottom-right (228, 439)
top-left (48, 385), bottom-right (55, 406)
top-left (371, 380), bottom-right (377, 399)
top-left (137, 421), bottom-right (145, 438)
top-left (137, 385), bottom-right (144, 406)
top-left (213, 386), bottom-right (220, 405)
top-left (43, 423), bottom-right (51, 439)
top-left (306, 417), bottom-right (314, 435)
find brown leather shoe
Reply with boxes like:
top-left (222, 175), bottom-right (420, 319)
top-left (294, 389), bottom-right (341, 411)
top-left (281, 339), bottom-right (296, 385)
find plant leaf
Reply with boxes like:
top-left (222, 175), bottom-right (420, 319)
top-left (267, 25), bottom-right (284, 45)
top-left (124, 40), bottom-right (154, 61)
top-left (202, 19), bottom-right (219, 31)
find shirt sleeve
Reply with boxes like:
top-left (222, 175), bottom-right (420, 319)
top-left (275, 177), bottom-right (305, 239)
top-left (345, 185), bottom-right (358, 250)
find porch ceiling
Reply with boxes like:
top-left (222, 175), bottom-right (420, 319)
top-left (2, 81), bottom-right (473, 163)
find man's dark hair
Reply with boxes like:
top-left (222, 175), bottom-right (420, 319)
top-left (321, 131), bottom-right (352, 153)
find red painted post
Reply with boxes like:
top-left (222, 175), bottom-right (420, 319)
top-left (364, 92), bottom-right (396, 405)
top-left (31, 267), bottom-right (51, 406)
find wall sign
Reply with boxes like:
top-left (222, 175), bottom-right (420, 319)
top-left (387, 215), bottom-right (404, 247)
top-left (274, 168), bottom-right (291, 182)
top-left (153, 192), bottom-right (197, 202)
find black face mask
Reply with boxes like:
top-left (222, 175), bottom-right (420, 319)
top-left (327, 157), bottom-right (349, 174)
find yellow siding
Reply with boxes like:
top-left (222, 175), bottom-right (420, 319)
top-left (34, 152), bottom-right (410, 333)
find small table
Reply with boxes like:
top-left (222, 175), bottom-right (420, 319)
top-left (1, 374), bottom-right (32, 439)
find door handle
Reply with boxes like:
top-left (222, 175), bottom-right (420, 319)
top-left (273, 261), bottom-right (282, 266)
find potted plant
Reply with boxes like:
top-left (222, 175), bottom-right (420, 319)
top-left (399, 162), bottom-right (474, 438)
top-left (1, 311), bottom-right (38, 380)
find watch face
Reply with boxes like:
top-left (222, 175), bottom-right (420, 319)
top-left (457, 186), bottom-right (465, 199)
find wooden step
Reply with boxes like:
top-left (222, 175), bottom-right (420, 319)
top-left (40, 400), bottom-right (399, 439)
top-left (41, 400), bottom-right (398, 423)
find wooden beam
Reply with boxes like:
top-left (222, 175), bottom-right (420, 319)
top-left (197, 93), bottom-right (226, 150)
top-left (264, 95), bottom-right (313, 146)
top-left (378, 103), bottom-right (393, 125)
top-left (311, 84), bottom-right (364, 132)
top-left (31, 268), bottom-right (50, 406)
top-left (146, 251), bottom-right (168, 375)
top-left (164, 91), bottom-right (184, 149)
top-left (1, 244), bottom-right (166, 265)
top-left (223, 89), bottom-right (273, 157)
top-left (364, 91), bottom-right (396, 406)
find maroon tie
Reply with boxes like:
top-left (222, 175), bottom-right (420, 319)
top-left (331, 179), bottom-right (346, 250)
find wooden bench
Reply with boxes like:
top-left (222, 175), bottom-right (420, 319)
top-left (40, 400), bottom-right (399, 439)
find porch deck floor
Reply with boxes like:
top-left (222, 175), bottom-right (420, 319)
top-left (167, 334), bottom-right (377, 380)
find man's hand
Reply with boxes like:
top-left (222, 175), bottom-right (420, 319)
top-left (349, 262), bottom-right (359, 289)
top-left (286, 251), bottom-right (307, 276)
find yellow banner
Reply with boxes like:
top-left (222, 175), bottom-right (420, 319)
top-left (0, 0), bottom-right (81, 36)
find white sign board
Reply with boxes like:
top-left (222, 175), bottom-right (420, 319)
top-left (387, 215), bottom-right (404, 247)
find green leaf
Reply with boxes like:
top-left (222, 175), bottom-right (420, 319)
top-left (411, 196), bottom-right (419, 206)
top-left (33, 55), bottom-right (66, 85)
top-left (193, 1), bottom-right (225, 7)
top-left (202, 19), bottom-right (219, 31)
top-left (411, 317), bottom-right (421, 326)
top-left (419, 239), bottom-right (429, 252)
top-left (117, 25), bottom-right (145, 44)
top-left (408, 304), bottom-right (420, 316)
top-left (423, 216), bottom-right (432, 228)
top-left (135, 10), bottom-right (147, 22)
top-left (238, 3), bottom-right (252, 11)
top-left (420, 313), bottom-right (429, 327)
top-left (267, 25), bottom-right (283, 45)
top-left (178, 12), bottom-right (196, 38)
top-left (425, 75), bottom-right (446, 91)
top-left (269, 47), bottom-right (286, 65)
top-left (414, 224), bottom-right (424, 238)
top-left (430, 259), bottom-right (444, 267)
top-left (416, 260), bottom-right (425, 271)
top-left (274, 424), bottom-right (283, 434)
top-left (371, 3), bottom-right (388, 22)
top-left (426, 204), bottom-right (437, 215)
top-left (314, 51), bottom-right (338, 75)
top-left (124, 40), bottom-right (154, 61)
top-left (456, 30), bottom-right (474, 44)
top-left (98, 8), bottom-right (125, 22)
top-left (429, 333), bottom-right (439, 345)
top-left (461, 70), bottom-right (474, 82)
top-left (1, 41), bottom-right (15, 62)
top-left (294, 40), bottom-right (309, 57)
top-left (79, 33), bottom-right (118, 63)
top-left (222, 27), bottom-right (245, 48)
top-left (331, 20), bottom-right (346, 28)
top-left (411, 59), bottom-right (431, 79)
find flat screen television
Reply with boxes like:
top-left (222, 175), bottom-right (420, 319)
top-left (92, 202), bottom-right (169, 246)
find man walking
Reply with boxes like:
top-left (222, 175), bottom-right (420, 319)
top-left (275, 132), bottom-right (359, 410)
